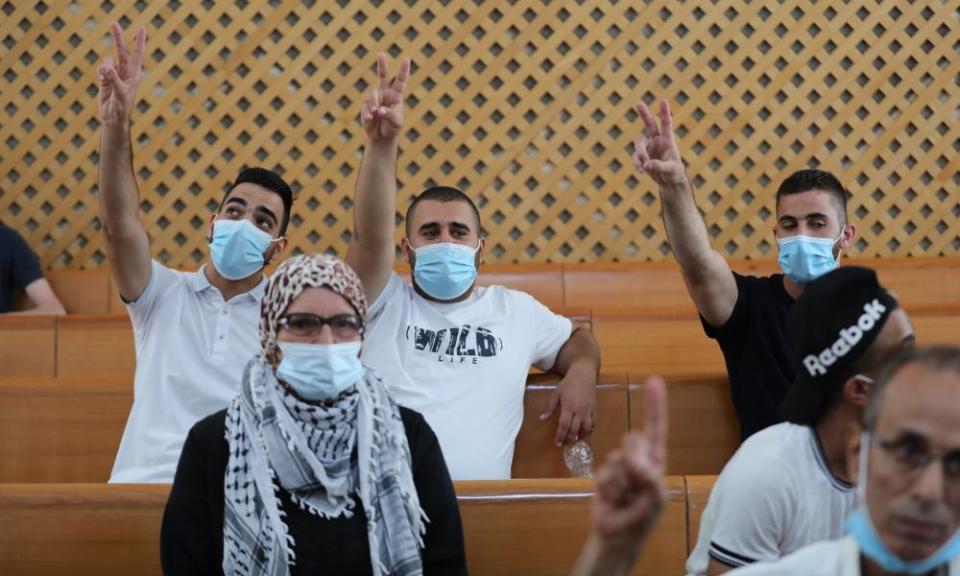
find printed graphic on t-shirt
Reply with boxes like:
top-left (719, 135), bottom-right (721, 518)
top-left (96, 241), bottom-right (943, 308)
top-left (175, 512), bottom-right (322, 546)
top-left (406, 323), bottom-right (503, 364)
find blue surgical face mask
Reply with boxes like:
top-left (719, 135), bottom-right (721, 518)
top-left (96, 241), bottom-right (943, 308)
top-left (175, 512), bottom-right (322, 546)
top-left (209, 219), bottom-right (277, 281)
top-left (777, 228), bottom-right (844, 284)
top-left (411, 242), bottom-right (479, 301)
top-left (846, 432), bottom-right (960, 575)
top-left (275, 340), bottom-right (364, 402)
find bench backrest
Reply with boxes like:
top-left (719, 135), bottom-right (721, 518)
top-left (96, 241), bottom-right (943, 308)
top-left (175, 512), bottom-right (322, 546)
top-left (0, 478), bottom-right (691, 575)
top-left (16, 257), bottom-right (960, 315)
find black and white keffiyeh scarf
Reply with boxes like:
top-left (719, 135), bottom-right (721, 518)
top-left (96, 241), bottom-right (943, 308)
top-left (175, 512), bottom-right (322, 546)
top-left (222, 356), bottom-right (425, 576)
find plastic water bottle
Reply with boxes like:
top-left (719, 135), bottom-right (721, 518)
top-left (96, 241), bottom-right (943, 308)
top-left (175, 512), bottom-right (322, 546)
top-left (563, 440), bottom-right (595, 478)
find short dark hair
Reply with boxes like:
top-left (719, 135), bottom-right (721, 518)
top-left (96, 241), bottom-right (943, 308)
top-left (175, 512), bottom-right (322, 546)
top-left (775, 169), bottom-right (849, 224)
top-left (221, 167), bottom-right (294, 236)
top-left (863, 345), bottom-right (960, 432)
top-left (404, 185), bottom-right (482, 237)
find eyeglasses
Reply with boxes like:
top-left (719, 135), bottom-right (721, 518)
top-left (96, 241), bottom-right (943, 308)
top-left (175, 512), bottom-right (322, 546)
top-left (278, 313), bottom-right (363, 339)
top-left (875, 435), bottom-right (960, 484)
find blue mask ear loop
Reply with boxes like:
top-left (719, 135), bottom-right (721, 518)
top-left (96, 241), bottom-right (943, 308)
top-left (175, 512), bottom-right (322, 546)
top-left (833, 225), bottom-right (847, 264)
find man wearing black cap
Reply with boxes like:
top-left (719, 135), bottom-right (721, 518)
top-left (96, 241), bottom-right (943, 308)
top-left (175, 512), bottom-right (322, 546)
top-left (686, 267), bottom-right (915, 575)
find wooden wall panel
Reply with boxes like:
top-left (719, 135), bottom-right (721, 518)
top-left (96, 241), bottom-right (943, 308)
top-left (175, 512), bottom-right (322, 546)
top-left (0, 2), bottom-right (955, 269)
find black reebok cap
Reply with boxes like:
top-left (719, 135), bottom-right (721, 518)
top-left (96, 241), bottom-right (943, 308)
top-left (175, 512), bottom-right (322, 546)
top-left (780, 266), bottom-right (898, 424)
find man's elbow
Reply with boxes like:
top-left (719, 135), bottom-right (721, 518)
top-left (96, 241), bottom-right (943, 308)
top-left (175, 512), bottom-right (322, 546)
top-left (35, 299), bottom-right (66, 316)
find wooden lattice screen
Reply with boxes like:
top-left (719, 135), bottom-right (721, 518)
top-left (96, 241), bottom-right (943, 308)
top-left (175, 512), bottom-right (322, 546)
top-left (0, 1), bottom-right (957, 268)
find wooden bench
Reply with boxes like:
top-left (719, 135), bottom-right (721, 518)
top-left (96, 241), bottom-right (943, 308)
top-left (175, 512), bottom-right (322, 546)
top-left (13, 269), bottom-right (113, 315)
top-left (0, 316), bottom-right (56, 378)
top-left (630, 376), bottom-right (739, 476)
top-left (0, 373), bottom-right (736, 482)
top-left (685, 475), bottom-right (717, 554)
top-left (28, 307), bottom-right (958, 381)
top-left (458, 477), bottom-right (687, 576)
top-left (515, 373), bottom-right (629, 478)
top-left (56, 315), bottom-right (137, 379)
top-left (18, 257), bottom-right (960, 315)
top-left (0, 378), bottom-right (130, 482)
top-left (592, 306), bottom-right (960, 376)
top-left (12, 308), bottom-right (589, 380)
top-left (563, 257), bottom-right (960, 313)
top-left (0, 478), bottom-right (689, 575)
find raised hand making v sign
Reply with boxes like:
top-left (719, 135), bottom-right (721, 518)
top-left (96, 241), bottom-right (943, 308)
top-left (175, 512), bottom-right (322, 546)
top-left (347, 52), bottom-right (412, 302)
top-left (97, 22), bottom-right (152, 303)
top-left (360, 53), bottom-right (411, 144)
top-left (98, 23), bottom-right (146, 128)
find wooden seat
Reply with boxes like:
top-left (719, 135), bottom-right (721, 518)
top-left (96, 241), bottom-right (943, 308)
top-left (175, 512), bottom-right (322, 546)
top-left (563, 261), bottom-right (703, 312)
top-left (0, 316), bottom-right (56, 378)
top-left (45, 310), bottom-right (589, 380)
top-left (912, 314), bottom-right (960, 346)
top-left (629, 376), bottom-right (738, 476)
top-left (457, 477), bottom-right (687, 576)
top-left (0, 483), bottom-right (171, 576)
top-left (561, 257), bottom-right (960, 312)
top-left (0, 479), bottom-right (688, 576)
top-left (56, 315), bottom-right (136, 379)
top-left (0, 373), bottom-right (638, 482)
top-left (477, 263), bottom-right (565, 310)
top-left (0, 378), bottom-right (130, 482)
top-left (14, 269), bottom-right (113, 314)
top-left (592, 311), bottom-right (725, 376)
top-left (515, 373), bottom-right (628, 478)
top-left (685, 475), bottom-right (717, 554)
top-left (16, 257), bottom-right (960, 318)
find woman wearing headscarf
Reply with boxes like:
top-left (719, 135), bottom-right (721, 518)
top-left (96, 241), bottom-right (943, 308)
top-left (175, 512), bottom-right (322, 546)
top-left (161, 254), bottom-right (467, 575)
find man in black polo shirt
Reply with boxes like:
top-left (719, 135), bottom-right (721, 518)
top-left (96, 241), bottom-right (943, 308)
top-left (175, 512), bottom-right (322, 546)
top-left (0, 222), bottom-right (66, 315)
top-left (631, 100), bottom-right (858, 439)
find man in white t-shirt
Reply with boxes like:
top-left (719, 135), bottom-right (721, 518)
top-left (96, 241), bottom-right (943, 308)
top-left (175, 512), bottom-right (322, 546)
top-left (98, 24), bottom-right (293, 482)
top-left (686, 267), bottom-right (915, 574)
top-left (345, 55), bottom-right (600, 480)
top-left (574, 345), bottom-right (960, 576)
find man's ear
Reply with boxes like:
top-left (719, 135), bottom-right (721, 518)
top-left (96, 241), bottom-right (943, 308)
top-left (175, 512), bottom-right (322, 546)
top-left (476, 237), bottom-right (486, 265)
top-left (265, 237), bottom-right (288, 265)
top-left (206, 213), bottom-right (218, 243)
top-left (839, 222), bottom-right (857, 250)
top-left (843, 374), bottom-right (872, 408)
top-left (400, 237), bottom-right (414, 264)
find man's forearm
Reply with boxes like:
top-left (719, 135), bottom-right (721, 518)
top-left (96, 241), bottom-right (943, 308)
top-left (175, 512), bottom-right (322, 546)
top-left (659, 176), bottom-right (717, 274)
top-left (571, 532), bottom-right (642, 576)
top-left (353, 139), bottom-right (398, 250)
top-left (552, 327), bottom-right (601, 376)
top-left (98, 124), bottom-right (142, 235)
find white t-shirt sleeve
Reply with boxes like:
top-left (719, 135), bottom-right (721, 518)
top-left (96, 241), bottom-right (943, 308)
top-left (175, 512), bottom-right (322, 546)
top-left (367, 271), bottom-right (404, 326)
top-left (704, 455), bottom-right (792, 568)
top-left (124, 260), bottom-right (179, 331)
top-left (727, 538), bottom-right (854, 576)
top-left (522, 293), bottom-right (574, 371)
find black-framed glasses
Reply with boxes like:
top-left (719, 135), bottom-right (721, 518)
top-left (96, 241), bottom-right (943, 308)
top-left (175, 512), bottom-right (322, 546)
top-left (278, 313), bottom-right (363, 339)
top-left (875, 434), bottom-right (960, 483)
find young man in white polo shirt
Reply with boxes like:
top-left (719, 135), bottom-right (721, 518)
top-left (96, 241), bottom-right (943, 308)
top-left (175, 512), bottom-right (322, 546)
top-left (346, 55), bottom-right (601, 480)
top-left (575, 345), bottom-right (960, 576)
top-left (686, 267), bottom-right (915, 574)
top-left (98, 24), bottom-right (292, 482)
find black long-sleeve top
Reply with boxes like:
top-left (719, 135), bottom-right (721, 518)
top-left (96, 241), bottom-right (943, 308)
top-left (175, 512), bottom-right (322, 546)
top-left (161, 406), bottom-right (468, 575)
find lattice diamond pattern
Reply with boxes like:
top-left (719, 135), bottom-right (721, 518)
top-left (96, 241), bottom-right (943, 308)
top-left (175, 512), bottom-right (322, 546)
top-left (0, 1), bottom-right (957, 268)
